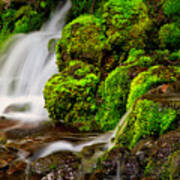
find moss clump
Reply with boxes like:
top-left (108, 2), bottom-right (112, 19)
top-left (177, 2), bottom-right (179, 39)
top-left (169, 50), bottom-right (180, 61)
top-left (95, 66), bottom-right (132, 131)
top-left (123, 48), bottom-right (154, 67)
top-left (56, 15), bottom-right (109, 71)
top-left (67, 0), bottom-right (105, 22)
top-left (127, 66), bottom-right (180, 109)
top-left (116, 99), bottom-right (177, 149)
top-left (159, 23), bottom-right (180, 50)
top-left (103, 0), bottom-right (151, 50)
top-left (43, 61), bottom-right (100, 131)
top-left (163, 0), bottom-right (180, 19)
top-left (0, 0), bottom-right (59, 47)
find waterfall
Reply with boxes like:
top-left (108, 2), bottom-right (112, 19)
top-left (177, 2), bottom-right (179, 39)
top-left (0, 0), bottom-right (71, 122)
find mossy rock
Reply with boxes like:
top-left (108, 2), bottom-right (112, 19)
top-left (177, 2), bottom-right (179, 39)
top-left (66, 0), bottom-right (105, 22)
top-left (43, 61), bottom-right (100, 131)
top-left (159, 22), bottom-right (180, 50)
top-left (127, 65), bottom-right (180, 109)
top-left (116, 98), bottom-right (177, 149)
top-left (103, 0), bottom-right (151, 51)
top-left (95, 66), bottom-right (132, 131)
top-left (56, 15), bottom-right (109, 71)
top-left (123, 48), bottom-right (179, 67)
top-left (169, 49), bottom-right (180, 62)
top-left (0, 0), bottom-right (59, 47)
top-left (163, 0), bottom-right (180, 19)
top-left (123, 48), bottom-right (154, 67)
top-left (95, 50), bottom-right (156, 132)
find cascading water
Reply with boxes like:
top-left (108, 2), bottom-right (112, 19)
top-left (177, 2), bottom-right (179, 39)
top-left (0, 0), bottom-right (71, 122)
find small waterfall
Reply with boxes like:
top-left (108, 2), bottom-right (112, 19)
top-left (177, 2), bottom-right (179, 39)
top-left (0, 0), bottom-right (71, 122)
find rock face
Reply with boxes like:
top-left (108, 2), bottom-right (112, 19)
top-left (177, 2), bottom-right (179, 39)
top-left (89, 128), bottom-right (180, 180)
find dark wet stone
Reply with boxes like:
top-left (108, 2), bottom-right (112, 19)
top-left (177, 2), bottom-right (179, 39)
top-left (32, 151), bottom-right (81, 179)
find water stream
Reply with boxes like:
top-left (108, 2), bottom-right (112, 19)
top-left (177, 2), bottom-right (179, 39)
top-left (0, 0), bottom-right (71, 123)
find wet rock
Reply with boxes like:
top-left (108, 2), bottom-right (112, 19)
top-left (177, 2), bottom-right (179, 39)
top-left (32, 151), bottom-right (81, 179)
top-left (90, 128), bottom-right (180, 180)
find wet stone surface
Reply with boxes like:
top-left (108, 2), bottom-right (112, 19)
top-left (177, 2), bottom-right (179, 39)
top-left (0, 119), bottom-right (101, 180)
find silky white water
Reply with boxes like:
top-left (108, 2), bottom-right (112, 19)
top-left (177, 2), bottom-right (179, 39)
top-left (28, 110), bottom-right (132, 161)
top-left (0, 0), bottom-right (71, 122)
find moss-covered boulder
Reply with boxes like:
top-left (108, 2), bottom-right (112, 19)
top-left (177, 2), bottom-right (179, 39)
top-left (159, 22), bottom-right (180, 50)
top-left (0, 0), bottom-right (60, 47)
top-left (163, 0), bottom-right (180, 19)
top-left (95, 66), bottom-right (132, 131)
top-left (43, 61), bottom-right (100, 131)
top-left (66, 0), bottom-right (105, 22)
top-left (94, 49), bottom-right (158, 132)
top-left (169, 49), bottom-right (180, 62)
top-left (103, 0), bottom-right (151, 51)
top-left (116, 98), bottom-right (177, 149)
top-left (56, 15), bottom-right (109, 71)
top-left (127, 65), bottom-right (180, 109)
top-left (123, 48), bottom-right (154, 67)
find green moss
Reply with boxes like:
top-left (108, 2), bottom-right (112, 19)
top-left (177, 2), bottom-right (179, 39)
top-left (159, 23), bottom-right (180, 49)
top-left (123, 48), bottom-right (154, 67)
top-left (0, 0), bottom-right (58, 47)
top-left (95, 66), bottom-right (131, 131)
top-left (169, 50), bottom-right (180, 61)
top-left (56, 15), bottom-right (109, 71)
top-left (103, 0), bottom-right (151, 50)
top-left (163, 0), bottom-right (180, 18)
top-left (67, 0), bottom-right (105, 22)
top-left (43, 61), bottom-right (100, 131)
top-left (127, 65), bottom-right (180, 109)
top-left (116, 99), bottom-right (177, 148)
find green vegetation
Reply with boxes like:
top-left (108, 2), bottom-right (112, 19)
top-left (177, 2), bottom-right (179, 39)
top-left (159, 23), bottom-right (180, 50)
top-left (163, 0), bottom-right (180, 18)
top-left (127, 66), bottom-right (180, 109)
top-left (56, 15), bottom-right (109, 71)
top-left (1, 0), bottom-right (180, 178)
top-left (95, 66), bottom-right (131, 131)
top-left (39, 0), bottom-right (180, 157)
top-left (123, 48), bottom-right (154, 67)
top-left (67, 0), bottom-right (105, 22)
top-left (116, 99), bottom-right (177, 148)
top-left (0, 0), bottom-right (58, 47)
top-left (169, 50), bottom-right (180, 61)
top-left (103, 0), bottom-right (151, 50)
top-left (43, 61), bottom-right (100, 131)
